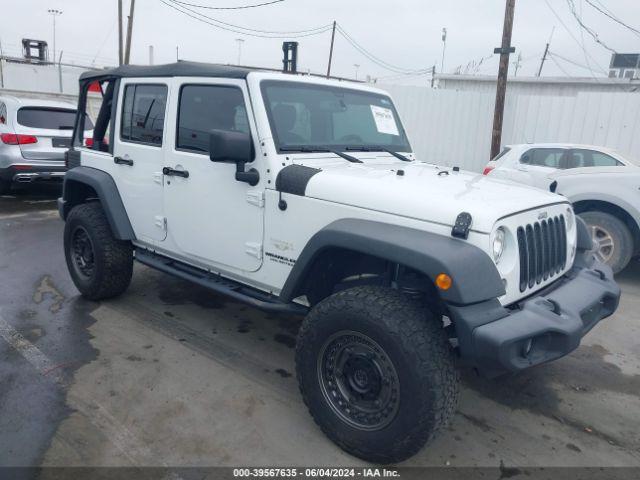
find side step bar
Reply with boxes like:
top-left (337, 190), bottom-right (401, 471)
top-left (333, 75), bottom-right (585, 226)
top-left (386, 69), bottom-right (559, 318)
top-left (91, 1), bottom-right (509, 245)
top-left (135, 249), bottom-right (309, 316)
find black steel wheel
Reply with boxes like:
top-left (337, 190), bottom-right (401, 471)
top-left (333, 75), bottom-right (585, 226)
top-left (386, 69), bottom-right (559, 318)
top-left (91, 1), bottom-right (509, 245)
top-left (70, 225), bottom-right (96, 280)
top-left (64, 202), bottom-right (133, 300)
top-left (296, 285), bottom-right (459, 464)
top-left (318, 330), bottom-right (400, 431)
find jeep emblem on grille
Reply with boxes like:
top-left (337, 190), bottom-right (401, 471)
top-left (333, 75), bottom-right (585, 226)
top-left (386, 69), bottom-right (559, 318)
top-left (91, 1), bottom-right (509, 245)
top-left (538, 211), bottom-right (548, 220)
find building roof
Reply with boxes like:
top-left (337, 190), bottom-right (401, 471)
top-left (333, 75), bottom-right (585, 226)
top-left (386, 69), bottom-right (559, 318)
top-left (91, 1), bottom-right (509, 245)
top-left (79, 61), bottom-right (258, 81)
top-left (435, 73), bottom-right (638, 87)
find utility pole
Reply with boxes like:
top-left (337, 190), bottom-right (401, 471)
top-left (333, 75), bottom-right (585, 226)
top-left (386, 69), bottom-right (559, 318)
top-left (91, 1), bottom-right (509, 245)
top-left (430, 64), bottom-right (436, 88)
top-left (326, 20), bottom-right (337, 78)
top-left (148, 45), bottom-right (154, 65)
top-left (353, 63), bottom-right (360, 80)
top-left (47, 9), bottom-right (63, 62)
top-left (118, 0), bottom-right (123, 65)
top-left (537, 26), bottom-right (555, 77)
top-left (490, 0), bottom-right (516, 160)
top-left (176, 46), bottom-right (179, 61)
top-left (124, 0), bottom-right (135, 65)
top-left (440, 27), bottom-right (447, 73)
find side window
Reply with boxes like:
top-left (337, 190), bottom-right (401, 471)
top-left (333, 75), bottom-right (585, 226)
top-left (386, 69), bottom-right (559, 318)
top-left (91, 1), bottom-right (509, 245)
top-left (176, 84), bottom-right (250, 154)
top-left (0, 103), bottom-right (6, 124)
top-left (566, 149), bottom-right (622, 168)
top-left (120, 84), bottom-right (167, 146)
top-left (521, 148), bottom-right (564, 168)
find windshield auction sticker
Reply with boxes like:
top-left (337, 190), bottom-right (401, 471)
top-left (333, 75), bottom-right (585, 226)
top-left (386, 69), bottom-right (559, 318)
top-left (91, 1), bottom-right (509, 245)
top-left (370, 105), bottom-right (400, 136)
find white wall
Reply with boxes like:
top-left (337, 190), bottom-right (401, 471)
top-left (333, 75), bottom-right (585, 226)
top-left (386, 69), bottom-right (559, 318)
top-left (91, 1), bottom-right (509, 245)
top-left (383, 84), bottom-right (640, 173)
top-left (0, 59), bottom-right (93, 95)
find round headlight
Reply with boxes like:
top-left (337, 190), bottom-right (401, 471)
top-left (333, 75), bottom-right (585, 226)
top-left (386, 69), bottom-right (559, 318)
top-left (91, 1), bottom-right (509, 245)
top-left (565, 207), bottom-right (575, 230)
top-left (493, 227), bottom-right (506, 264)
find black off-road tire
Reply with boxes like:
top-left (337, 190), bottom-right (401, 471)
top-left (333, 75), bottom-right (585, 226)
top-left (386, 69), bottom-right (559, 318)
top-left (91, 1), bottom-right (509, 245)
top-left (64, 202), bottom-right (133, 300)
top-left (296, 286), bottom-right (459, 464)
top-left (579, 211), bottom-right (633, 274)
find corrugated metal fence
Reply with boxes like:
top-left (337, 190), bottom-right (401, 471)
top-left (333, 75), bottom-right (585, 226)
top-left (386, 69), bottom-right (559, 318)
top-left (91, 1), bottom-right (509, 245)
top-left (383, 84), bottom-right (640, 173)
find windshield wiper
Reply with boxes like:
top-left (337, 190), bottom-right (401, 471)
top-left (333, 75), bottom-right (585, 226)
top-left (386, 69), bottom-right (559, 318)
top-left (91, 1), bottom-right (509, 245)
top-left (346, 146), bottom-right (412, 162)
top-left (280, 146), bottom-right (362, 163)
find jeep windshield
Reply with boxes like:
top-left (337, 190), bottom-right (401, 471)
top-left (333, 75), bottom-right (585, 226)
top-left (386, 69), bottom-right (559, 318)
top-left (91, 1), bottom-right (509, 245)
top-left (261, 80), bottom-right (412, 154)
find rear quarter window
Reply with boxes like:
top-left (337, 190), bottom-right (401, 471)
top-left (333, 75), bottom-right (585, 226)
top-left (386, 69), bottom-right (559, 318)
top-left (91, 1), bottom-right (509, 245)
top-left (17, 107), bottom-right (93, 130)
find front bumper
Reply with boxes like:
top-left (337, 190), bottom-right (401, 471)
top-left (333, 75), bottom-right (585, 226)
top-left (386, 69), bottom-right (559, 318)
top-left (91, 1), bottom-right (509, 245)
top-left (448, 256), bottom-right (621, 377)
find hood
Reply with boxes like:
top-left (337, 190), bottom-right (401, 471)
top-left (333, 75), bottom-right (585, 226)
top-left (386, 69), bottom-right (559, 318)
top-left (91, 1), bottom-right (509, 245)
top-left (297, 156), bottom-right (566, 234)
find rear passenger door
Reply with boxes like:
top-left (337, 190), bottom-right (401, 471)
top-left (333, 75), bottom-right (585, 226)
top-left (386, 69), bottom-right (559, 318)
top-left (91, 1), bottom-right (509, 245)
top-left (113, 80), bottom-right (169, 243)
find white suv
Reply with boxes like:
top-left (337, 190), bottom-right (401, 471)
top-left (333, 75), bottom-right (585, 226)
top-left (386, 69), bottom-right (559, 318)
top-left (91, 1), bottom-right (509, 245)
top-left (58, 62), bottom-right (620, 463)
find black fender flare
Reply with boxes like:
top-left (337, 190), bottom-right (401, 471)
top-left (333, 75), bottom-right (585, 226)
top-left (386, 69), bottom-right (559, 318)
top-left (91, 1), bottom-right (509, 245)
top-left (279, 218), bottom-right (505, 305)
top-left (59, 166), bottom-right (135, 241)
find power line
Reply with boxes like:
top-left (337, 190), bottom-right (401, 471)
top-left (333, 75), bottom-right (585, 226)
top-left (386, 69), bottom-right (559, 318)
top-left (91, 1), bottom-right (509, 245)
top-left (549, 53), bottom-right (572, 76)
top-left (585, 0), bottom-right (640, 38)
top-left (548, 50), bottom-right (601, 72)
top-left (335, 24), bottom-right (430, 74)
top-left (566, 0), bottom-right (616, 53)
top-left (541, 0), bottom-right (607, 74)
top-left (160, 0), bottom-right (332, 38)
top-left (170, 0), bottom-right (284, 9)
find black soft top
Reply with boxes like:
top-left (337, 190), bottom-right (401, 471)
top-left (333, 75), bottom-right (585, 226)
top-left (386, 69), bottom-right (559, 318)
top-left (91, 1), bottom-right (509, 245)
top-left (80, 61), bottom-right (258, 81)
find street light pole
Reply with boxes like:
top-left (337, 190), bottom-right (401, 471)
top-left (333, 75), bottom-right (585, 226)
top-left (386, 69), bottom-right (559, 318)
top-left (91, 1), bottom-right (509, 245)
top-left (440, 27), bottom-right (447, 73)
top-left (47, 9), bottom-right (63, 62)
top-left (235, 38), bottom-right (245, 65)
top-left (353, 63), bottom-right (360, 80)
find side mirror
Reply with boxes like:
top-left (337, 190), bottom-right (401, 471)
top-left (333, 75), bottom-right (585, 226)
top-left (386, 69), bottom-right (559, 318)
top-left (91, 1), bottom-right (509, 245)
top-left (521, 155), bottom-right (530, 164)
top-left (209, 130), bottom-right (259, 186)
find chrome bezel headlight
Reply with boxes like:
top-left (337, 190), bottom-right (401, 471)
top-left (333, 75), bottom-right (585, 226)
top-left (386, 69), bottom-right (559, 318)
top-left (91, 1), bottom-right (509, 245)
top-left (493, 227), bottom-right (506, 264)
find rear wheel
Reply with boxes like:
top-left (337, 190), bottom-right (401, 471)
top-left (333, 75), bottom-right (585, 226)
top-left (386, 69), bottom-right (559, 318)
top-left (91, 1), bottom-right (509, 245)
top-left (296, 286), bottom-right (459, 463)
top-left (64, 202), bottom-right (133, 300)
top-left (579, 211), bottom-right (633, 274)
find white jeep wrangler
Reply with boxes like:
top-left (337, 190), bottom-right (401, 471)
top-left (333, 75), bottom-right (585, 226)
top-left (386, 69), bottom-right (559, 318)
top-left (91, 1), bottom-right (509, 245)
top-left (59, 62), bottom-right (620, 463)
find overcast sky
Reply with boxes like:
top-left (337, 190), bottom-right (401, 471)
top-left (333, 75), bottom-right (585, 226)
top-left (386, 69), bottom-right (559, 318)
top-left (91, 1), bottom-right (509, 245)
top-left (3, 0), bottom-right (640, 84)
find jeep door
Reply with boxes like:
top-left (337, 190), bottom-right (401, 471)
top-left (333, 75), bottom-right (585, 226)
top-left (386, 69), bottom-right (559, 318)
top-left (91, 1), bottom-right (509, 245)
top-left (113, 80), bottom-right (169, 243)
top-left (162, 79), bottom-right (264, 272)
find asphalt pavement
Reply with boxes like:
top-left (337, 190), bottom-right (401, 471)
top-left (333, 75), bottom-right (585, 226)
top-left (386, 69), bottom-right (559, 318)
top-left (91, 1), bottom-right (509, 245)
top-left (1, 184), bottom-right (639, 472)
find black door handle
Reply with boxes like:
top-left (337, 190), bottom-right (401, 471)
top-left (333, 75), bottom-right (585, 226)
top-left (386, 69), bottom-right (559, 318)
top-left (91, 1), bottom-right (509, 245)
top-left (162, 167), bottom-right (189, 178)
top-left (114, 156), bottom-right (134, 166)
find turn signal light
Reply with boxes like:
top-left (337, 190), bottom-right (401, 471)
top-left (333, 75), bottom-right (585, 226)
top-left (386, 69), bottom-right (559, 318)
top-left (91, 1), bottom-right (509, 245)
top-left (0, 133), bottom-right (38, 145)
top-left (435, 273), bottom-right (452, 291)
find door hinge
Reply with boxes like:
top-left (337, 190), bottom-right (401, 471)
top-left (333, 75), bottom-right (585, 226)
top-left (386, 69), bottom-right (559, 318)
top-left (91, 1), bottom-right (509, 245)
top-left (246, 190), bottom-right (265, 208)
top-left (245, 242), bottom-right (263, 259)
top-left (154, 215), bottom-right (167, 231)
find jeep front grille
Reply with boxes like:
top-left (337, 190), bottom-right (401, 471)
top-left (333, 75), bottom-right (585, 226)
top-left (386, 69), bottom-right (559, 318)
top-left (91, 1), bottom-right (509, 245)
top-left (516, 216), bottom-right (567, 292)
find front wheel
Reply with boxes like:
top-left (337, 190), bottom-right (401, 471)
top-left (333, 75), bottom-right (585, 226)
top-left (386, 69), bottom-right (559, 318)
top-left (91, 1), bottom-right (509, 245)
top-left (296, 286), bottom-right (459, 463)
top-left (579, 211), bottom-right (633, 274)
top-left (64, 202), bottom-right (133, 300)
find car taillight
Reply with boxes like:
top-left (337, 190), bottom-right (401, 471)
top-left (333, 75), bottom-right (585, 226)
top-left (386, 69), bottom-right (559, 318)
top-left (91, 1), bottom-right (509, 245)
top-left (0, 133), bottom-right (38, 145)
top-left (482, 165), bottom-right (495, 175)
top-left (84, 138), bottom-right (94, 147)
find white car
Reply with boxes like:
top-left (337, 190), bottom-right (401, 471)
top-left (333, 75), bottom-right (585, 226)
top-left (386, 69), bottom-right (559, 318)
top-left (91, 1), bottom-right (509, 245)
top-left (58, 63), bottom-right (620, 463)
top-left (484, 144), bottom-right (640, 273)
